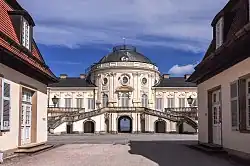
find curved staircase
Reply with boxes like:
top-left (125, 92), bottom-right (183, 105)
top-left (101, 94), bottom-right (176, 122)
top-left (47, 107), bottom-right (198, 131)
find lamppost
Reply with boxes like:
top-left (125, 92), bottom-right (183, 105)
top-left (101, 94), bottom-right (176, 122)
top-left (187, 96), bottom-right (194, 107)
top-left (52, 95), bottom-right (59, 107)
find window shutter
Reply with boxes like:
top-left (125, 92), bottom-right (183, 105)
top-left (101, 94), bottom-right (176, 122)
top-left (230, 82), bottom-right (238, 129)
top-left (2, 82), bottom-right (10, 131)
top-left (238, 79), bottom-right (247, 131)
top-left (0, 79), bottom-right (2, 130)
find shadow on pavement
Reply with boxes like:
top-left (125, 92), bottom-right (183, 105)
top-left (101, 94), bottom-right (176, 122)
top-left (128, 140), bottom-right (239, 166)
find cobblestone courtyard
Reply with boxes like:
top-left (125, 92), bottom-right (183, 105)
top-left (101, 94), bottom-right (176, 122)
top-left (2, 134), bottom-right (247, 166)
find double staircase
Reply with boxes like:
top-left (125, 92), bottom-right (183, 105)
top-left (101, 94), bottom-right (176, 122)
top-left (48, 107), bottom-right (198, 131)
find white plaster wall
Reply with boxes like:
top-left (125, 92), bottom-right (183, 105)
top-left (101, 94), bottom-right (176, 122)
top-left (183, 122), bottom-right (196, 133)
top-left (54, 122), bottom-right (66, 134)
top-left (73, 115), bottom-right (102, 133)
top-left (198, 58), bottom-right (250, 154)
top-left (154, 88), bottom-right (197, 110)
top-left (0, 64), bottom-right (48, 151)
top-left (48, 89), bottom-right (95, 111)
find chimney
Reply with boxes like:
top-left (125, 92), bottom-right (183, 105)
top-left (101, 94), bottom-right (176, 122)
top-left (184, 74), bottom-right (191, 80)
top-left (163, 74), bottom-right (170, 79)
top-left (80, 74), bottom-right (86, 79)
top-left (59, 74), bottom-right (68, 79)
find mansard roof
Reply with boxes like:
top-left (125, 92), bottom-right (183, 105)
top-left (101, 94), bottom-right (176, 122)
top-left (49, 77), bottom-right (96, 88)
top-left (154, 77), bottom-right (197, 88)
top-left (0, 0), bottom-right (57, 84)
top-left (188, 0), bottom-right (250, 84)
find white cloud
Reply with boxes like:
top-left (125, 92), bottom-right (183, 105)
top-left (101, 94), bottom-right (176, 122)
top-left (18, 0), bottom-right (228, 53)
top-left (168, 64), bottom-right (197, 76)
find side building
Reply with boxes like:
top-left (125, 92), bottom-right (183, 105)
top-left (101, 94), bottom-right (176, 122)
top-left (188, 0), bottom-right (250, 159)
top-left (48, 45), bottom-right (198, 134)
top-left (0, 0), bottom-right (57, 153)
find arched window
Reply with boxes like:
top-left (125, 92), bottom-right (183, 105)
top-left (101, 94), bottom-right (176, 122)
top-left (102, 94), bottom-right (108, 108)
top-left (141, 94), bottom-right (148, 107)
top-left (121, 93), bottom-right (129, 107)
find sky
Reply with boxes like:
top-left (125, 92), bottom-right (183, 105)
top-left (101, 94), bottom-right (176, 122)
top-left (18, 0), bottom-right (228, 77)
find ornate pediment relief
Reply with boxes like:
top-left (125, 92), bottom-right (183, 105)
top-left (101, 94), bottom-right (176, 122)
top-left (65, 92), bottom-right (72, 97)
top-left (167, 92), bottom-right (174, 98)
top-left (115, 85), bottom-right (134, 92)
top-left (178, 92), bottom-right (186, 97)
top-left (76, 92), bottom-right (83, 97)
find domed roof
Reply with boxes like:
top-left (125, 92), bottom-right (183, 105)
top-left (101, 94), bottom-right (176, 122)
top-left (98, 45), bottom-right (153, 64)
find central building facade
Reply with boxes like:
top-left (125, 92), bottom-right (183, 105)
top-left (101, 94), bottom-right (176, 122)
top-left (48, 45), bottom-right (197, 134)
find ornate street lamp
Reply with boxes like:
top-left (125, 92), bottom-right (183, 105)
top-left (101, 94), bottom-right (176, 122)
top-left (187, 96), bottom-right (194, 107)
top-left (52, 95), bottom-right (59, 107)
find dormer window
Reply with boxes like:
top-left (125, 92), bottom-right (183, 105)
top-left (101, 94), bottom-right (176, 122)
top-left (215, 17), bottom-right (224, 49)
top-left (22, 19), bottom-right (30, 49)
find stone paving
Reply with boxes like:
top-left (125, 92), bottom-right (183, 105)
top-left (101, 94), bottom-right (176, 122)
top-left (1, 134), bottom-right (247, 166)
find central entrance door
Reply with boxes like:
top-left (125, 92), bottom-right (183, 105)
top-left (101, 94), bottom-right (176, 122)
top-left (212, 90), bottom-right (222, 145)
top-left (118, 116), bottom-right (132, 133)
top-left (21, 90), bottom-right (32, 145)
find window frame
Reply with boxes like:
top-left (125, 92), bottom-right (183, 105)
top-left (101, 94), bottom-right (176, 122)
top-left (88, 98), bottom-right (94, 110)
top-left (22, 19), bottom-right (30, 50)
top-left (1, 79), bottom-right (11, 131)
top-left (178, 97), bottom-right (186, 108)
top-left (64, 98), bottom-right (72, 108)
top-left (215, 17), bottom-right (224, 49)
top-left (141, 94), bottom-right (148, 108)
top-left (246, 78), bottom-right (250, 129)
top-left (76, 98), bottom-right (84, 108)
top-left (156, 98), bottom-right (163, 110)
top-left (230, 81), bottom-right (239, 130)
top-left (167, 98), bottom-right (174, 108)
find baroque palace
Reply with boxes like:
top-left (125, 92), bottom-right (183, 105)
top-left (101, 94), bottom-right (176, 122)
top-left (48, 45), bottom-right (198, 134)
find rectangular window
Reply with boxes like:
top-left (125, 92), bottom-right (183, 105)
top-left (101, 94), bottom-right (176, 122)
top-left (22, 91), bottom-right (32, 104)
top-left (193, 98), bottom-right (198, 107)
top-left (1, 80), bottom-right (11, 131)
top-left (76, 98), bottom-right (83, 108)
top-left (65, 98), bottom-right (72, 108)
top-left (88, 98), bottom-right (94, 109)
top-left (167, 98), bottom-right (174, 108)
top-left (22, 19), bottom-right (30, 49)
top-left (246, 79), bottom-right (250, 128)
top-left (230, 81), bottom-right (239, 129)
top-left (179, 98), bottom-right (185, 107)
top-left (216, 17), bottom-right (224, 49)
top-left (156, 98), bottom-right (163, 110)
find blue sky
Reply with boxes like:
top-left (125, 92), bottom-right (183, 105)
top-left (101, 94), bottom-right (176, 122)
top-left (18, 0), bottom-right (228, 77)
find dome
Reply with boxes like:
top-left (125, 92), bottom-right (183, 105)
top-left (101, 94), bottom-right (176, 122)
top-left (98, 45), bottom-right (153, 64)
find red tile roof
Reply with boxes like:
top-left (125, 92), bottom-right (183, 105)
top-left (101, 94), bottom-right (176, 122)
top-left (0, 0), bottom-right (56, 80)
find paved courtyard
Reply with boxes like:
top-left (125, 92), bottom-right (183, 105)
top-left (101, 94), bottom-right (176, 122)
top-left (2, 134), bottom-right (247, 166)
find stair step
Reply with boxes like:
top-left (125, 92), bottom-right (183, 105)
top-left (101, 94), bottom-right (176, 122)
top-left (200, 143), bottom-right (223, 150)
top-left (188, 144), bottom-right (226, 154)
top-left (18, 142), bottom-right (46, 149)
top-left (15, 144), bottom-right (54, 154)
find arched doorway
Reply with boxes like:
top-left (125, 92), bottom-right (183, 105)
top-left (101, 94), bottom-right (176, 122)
top-left (105, 119), bottom-right (109, 133)
top-left (118, 116), bottom-right (132, 133)
top-left (83, 121), bottom-right (95, 133)
top-left (66, 123), bottom-right (73, 134)
top-left (155, 120), bottom-right (166, 133)
top-left (178, 122), bottom-right (184, 134)
top-left (141, 119), bottom-right (145, 133)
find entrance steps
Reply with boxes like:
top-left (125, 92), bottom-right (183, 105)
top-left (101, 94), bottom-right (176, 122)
top-left (15, 142), bottom-right (54, 154)
top-left (188, 142), bottom-right (226, 154)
